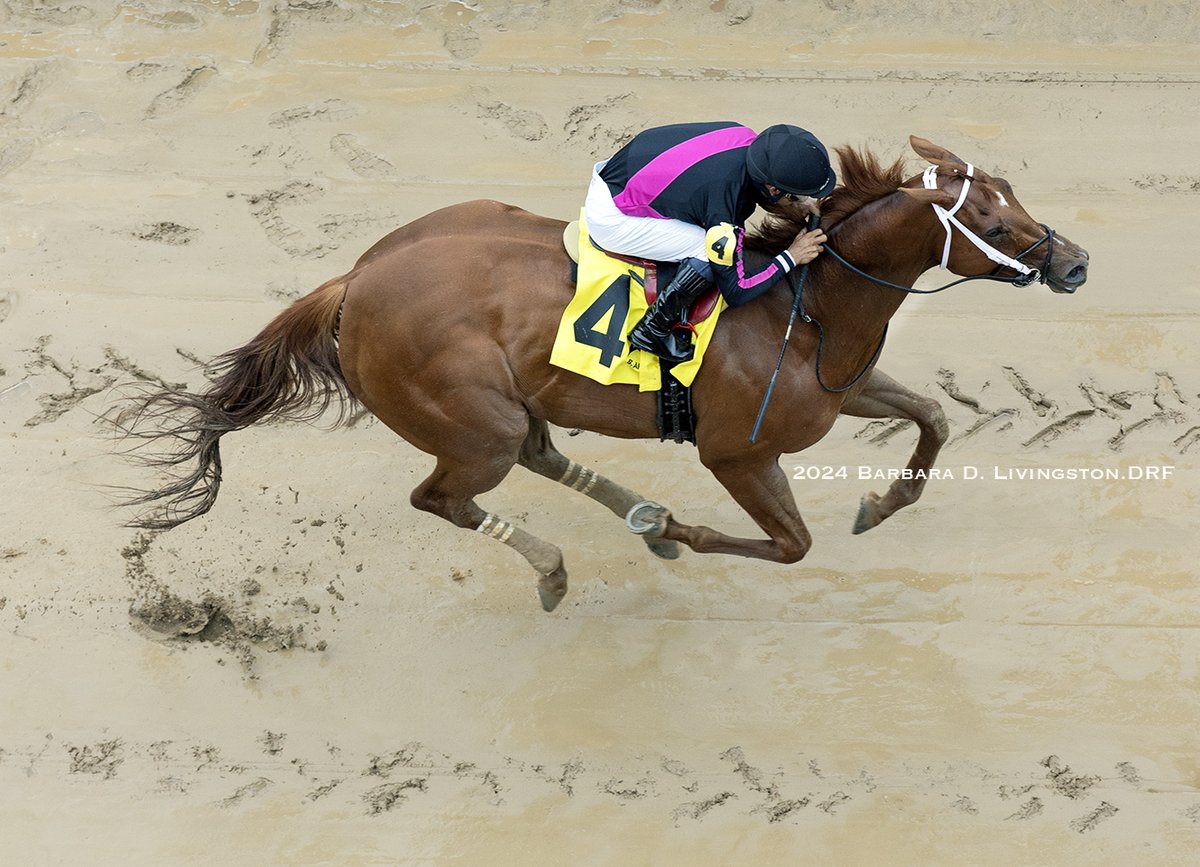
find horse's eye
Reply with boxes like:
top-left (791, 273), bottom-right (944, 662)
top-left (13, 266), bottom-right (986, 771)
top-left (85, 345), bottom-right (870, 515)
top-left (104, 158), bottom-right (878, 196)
top-left (986, 226), bottom-right (1006, 239)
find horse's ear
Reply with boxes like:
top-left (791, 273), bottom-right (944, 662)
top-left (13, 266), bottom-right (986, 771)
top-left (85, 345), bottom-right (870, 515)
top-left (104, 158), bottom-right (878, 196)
top-left (909, 135), bottom-right (967, 169)
top-left (898, 186), bottom-right (956, 207)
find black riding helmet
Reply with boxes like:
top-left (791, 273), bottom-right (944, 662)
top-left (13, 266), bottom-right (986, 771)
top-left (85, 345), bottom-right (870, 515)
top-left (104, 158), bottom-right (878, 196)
top-left (746, 124), bottom-right (837, 199)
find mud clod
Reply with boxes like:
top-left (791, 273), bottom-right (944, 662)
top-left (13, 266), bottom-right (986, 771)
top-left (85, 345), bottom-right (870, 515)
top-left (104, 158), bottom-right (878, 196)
top-left (66, 739), bottom-right (124, 780)
top-left (671, 791), bottom-right (736, 824)
top-left (132, 221), bottom-right (197, 245)
top-left (1042, 755), bottom-right (1100, 800)
top-left (364, 778), bottom-right (428, 815)
top-left (1005, 796), bottom-right (1045, 820)
top-left (1070, 801), bottom-right (1119, 832)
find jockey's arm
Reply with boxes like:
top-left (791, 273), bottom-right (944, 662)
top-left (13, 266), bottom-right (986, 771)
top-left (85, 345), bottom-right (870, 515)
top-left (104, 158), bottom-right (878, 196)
top-left (704, 222), bottom-right (827, 308)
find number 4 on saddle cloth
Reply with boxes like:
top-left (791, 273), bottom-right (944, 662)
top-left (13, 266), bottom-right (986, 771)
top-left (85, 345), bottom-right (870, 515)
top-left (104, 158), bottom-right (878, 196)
top-left (549, 210), bottom-right (726, 398)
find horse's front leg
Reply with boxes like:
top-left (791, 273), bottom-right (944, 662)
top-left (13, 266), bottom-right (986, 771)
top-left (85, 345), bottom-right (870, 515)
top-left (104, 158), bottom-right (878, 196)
top-left (634, 457), bottom-right (812, 563)
top-left (839, 368), bottom-right (949, 534)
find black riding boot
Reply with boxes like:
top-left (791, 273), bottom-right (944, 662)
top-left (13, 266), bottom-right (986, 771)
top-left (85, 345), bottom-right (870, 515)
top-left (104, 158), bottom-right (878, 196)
top-left (628, 260), bottom-right (713, 362)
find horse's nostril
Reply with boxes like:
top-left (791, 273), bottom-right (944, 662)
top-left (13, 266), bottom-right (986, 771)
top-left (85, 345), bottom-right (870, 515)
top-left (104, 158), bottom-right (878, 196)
top-left (1066, 264), bottom-right (1087, 284)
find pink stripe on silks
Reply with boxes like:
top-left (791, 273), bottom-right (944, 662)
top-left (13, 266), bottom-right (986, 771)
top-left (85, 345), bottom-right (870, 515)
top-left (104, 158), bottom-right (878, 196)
top-left (616, 201), bottom-right (666, 219)
top-left (612, 126), bottom-right (757, 218)
top-left (735, 231), bottom-right (779, 290)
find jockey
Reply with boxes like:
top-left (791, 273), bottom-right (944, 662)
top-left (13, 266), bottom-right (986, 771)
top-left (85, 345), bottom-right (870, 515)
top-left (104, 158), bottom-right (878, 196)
top-left (584, 121), bottom-right (834, 362)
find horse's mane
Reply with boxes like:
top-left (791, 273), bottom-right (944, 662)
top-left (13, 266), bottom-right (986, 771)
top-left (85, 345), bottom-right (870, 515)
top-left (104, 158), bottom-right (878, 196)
top-left (743, 145), bottom-right (909, 256)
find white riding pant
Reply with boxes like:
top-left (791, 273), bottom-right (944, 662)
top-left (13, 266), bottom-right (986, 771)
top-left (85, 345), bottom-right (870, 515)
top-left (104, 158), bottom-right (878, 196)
top-left (584, 161), bottom-right (708, 262)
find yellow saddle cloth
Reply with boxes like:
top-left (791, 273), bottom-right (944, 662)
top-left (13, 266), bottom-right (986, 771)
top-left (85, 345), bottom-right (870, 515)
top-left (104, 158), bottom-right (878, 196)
top-left (549, 211), bottom-right (726, 392)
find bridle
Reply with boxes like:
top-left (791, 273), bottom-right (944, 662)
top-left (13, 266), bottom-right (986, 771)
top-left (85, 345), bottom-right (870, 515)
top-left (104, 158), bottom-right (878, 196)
top-left (921, 163), bottom-right (1055, 289)
top-left (794, 163), bottom-right (1057, 392)
top-left (822, 164), bottom-right (1057, 294)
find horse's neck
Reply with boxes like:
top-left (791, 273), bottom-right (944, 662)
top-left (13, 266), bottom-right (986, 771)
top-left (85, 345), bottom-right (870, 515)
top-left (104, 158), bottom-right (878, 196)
top-left (808, 192), bottom-right (937, 329)
top-left (784, 193), bottom-right (937, 389)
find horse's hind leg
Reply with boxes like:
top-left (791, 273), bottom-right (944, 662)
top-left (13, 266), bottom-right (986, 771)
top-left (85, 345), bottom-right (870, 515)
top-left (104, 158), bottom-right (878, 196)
top-left (839, 368), bottom-right (949, 534)
top-left (517, 418), bottom-right (681, 560)
top-left (410, 458), bottom-right (569, 612)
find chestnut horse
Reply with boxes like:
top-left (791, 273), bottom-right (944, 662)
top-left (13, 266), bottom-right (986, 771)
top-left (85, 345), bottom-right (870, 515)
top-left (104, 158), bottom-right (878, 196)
top-left (120, 136), bottom-right (1089, 611)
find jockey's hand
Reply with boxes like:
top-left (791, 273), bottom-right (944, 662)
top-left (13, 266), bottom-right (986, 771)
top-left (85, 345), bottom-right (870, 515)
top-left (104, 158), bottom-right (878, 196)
top-left (787, 228), bottom-right (827, 265)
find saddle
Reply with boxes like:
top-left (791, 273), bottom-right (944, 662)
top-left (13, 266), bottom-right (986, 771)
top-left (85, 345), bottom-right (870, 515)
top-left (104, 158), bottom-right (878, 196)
top-left (561, 220), bottom-right (704, 444)
top-left (562, 220), bottom-right (722, 329)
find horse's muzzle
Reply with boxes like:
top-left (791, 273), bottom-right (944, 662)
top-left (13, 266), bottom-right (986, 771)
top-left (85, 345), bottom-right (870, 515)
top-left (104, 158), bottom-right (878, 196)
top-left (1048, 244), bottom-right (1089, 294)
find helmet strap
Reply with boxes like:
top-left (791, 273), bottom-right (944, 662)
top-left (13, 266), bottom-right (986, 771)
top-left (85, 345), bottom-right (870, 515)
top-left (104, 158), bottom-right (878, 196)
top-left (756, 182), bottom-right (787, 205)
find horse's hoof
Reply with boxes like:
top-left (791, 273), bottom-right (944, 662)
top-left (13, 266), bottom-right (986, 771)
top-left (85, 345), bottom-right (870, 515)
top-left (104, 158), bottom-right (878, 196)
top-left (626, 501), bottom-right (670, 536)
top-left (853, 492), bottom-right (882, 535)
top-left (537, 566), bottom-right (568, 613)
top-left (538, 586), bottom-right (566, 612)
top-left (644, 537), bottom-right (681, 560)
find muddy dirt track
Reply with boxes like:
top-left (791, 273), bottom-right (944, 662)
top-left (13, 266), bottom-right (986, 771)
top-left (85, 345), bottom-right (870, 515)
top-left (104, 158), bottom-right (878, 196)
top-left (1, 2), bottom-right (1198, 864)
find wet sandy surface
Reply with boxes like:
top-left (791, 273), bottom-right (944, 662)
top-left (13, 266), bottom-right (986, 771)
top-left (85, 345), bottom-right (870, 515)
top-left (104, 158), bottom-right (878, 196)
top-left (1, 2), bottom-right (1198, 864)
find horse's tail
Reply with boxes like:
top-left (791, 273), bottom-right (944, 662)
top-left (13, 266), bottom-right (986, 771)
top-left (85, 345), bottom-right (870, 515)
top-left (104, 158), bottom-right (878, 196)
top-left (117, 276), bottom-right (357, 530)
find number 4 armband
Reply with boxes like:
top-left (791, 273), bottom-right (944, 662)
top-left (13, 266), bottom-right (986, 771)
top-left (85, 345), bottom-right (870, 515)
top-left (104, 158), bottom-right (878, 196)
top-left (705, 223), bottom-right (737, 267)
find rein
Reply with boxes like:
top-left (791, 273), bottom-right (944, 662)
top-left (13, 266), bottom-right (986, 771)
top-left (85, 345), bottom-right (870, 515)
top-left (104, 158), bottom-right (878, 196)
top-left (794, 164), bottom-right (1057, 393)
